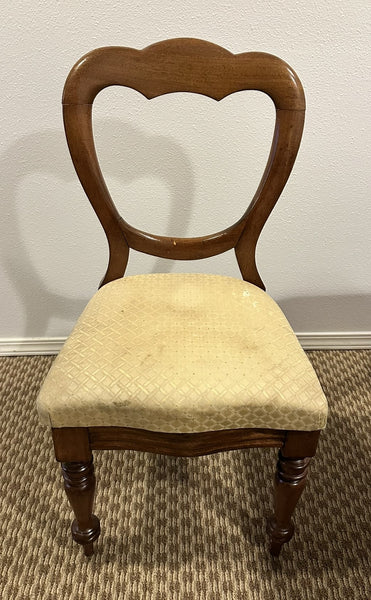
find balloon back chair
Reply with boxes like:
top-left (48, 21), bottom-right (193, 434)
top-left (37, 38), bottom-right (327, 558)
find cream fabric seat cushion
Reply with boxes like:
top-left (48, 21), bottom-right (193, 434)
top-left (37, 273), bottom-right (328, 432)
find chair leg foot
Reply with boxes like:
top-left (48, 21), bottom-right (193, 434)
top-left (268, 451), bottom-right (311, 556)
top-left (82, 541), bottom-right (95, 557)
top-left (61, 459), bottom-right (100, 556)
top-left (267, 515), bottom-right (294, 556)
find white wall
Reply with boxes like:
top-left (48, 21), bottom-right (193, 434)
top-left (1, 1), bottom-right (370, 344)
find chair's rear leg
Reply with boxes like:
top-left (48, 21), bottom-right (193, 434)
top-left (61, 459), bottom-right (100, 556)
top-left (268, 430), bottom-right (321, 556)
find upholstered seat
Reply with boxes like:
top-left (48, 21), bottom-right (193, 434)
top-left (37, 273), bottom-right (327, 432)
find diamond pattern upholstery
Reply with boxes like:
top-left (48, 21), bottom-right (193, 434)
top-left (37, 273), bottom-right (328, 432)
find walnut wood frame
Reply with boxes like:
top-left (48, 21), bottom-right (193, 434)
top-left (62, 38), bottom-right (305, 290)
top-left (51, 39), bottom-right (321, 558)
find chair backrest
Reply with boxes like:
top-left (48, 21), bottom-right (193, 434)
top-left (63, 38), bottom-right (305, 290)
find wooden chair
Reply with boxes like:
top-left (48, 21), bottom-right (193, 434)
top-left (36, 38), bottom-right (327, 558)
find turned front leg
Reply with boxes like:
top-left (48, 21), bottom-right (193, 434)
top-left (269, 451), bottom-right (311, 556)
top-left (61, 459), bottom-right (100, 556)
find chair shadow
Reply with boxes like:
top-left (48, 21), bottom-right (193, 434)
top-left (0, 119), bottom-right (195, 337)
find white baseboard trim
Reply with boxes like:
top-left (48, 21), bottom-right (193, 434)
top-left (0, 332), bottom-right (370, 356)
top-left (295, 332), bottom-right (371, 350)
top-left (0, 337), bottom-right (66, 356)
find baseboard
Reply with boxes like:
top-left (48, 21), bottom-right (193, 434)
top-left (0, 332), bottom-right (370, 356)
top-left (295, 332), bottom-right (371, 350)
top-left (0, 337), bottom-right (66, 356)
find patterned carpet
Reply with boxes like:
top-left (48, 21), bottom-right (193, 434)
top-left (0, 351), bottom-right (370, 599)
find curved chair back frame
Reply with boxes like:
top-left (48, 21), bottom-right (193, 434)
top-left (63, 38), bottom-right (305, 289)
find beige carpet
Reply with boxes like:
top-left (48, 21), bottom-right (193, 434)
top-left (0, 351), bottom-right (370, 599)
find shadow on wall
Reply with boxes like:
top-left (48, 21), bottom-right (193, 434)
top-left (279, 295), bottom-right (371, 332)
top-left (0, 118), bottom-right (195, 337)
top-left (2, 120), bottom-right (369, 338)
